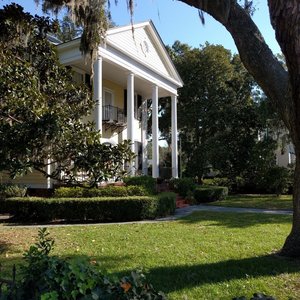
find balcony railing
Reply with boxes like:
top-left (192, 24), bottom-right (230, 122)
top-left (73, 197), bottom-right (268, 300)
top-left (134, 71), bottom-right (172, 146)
top-left (102, 105), bottom-right (126, 126)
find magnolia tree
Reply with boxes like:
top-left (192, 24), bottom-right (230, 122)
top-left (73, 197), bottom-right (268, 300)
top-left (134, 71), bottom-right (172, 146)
top-left (0, 4), bottom-right (134, 187)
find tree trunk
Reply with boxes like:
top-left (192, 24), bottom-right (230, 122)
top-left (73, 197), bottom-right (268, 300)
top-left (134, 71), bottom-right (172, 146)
top-left (178, 0), bottom-right (300, 256)
top-left (281, 147), bottom-right (300, 256)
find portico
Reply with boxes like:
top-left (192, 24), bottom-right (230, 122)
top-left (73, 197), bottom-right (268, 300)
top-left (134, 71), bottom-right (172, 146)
top-left (58, 20), bottom-right (183, 179)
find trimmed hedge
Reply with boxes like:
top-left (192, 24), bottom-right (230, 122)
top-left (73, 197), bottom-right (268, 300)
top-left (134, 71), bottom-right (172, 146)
top-left (2, 192), bottom-right (176, 223)
top-left (169, 177), bottom-right (196, 197)
top-left (123, 176), bottom-right (156, 194)
top-left (194, 186), bottom-right (228, 203)
top-left (54, 185), bottom-right (148, 198)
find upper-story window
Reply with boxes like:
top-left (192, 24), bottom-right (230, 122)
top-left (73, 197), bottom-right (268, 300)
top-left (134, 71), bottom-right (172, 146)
top-left (71, 69), bottom-right (91, 89)
top-left (73, 71), bottom-right (84, 84)
top-left (103, 89), bottom-right (114, 107)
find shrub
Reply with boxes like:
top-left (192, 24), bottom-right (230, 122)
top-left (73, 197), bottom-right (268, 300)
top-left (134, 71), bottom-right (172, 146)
top-left (0, 183), bottom-right (27, 198)
top-left (54, 185), bottom-right (148, 198)
top-left (263, 166), bottom-right (293, 195)
top-left (193, 186), bottom-right (228, 203)
top-left (85, 186), bottom-right (129, 197)
top-left (123, 176), bottom-right (156, 194)
top-left (0, 228), bottom-right (166, 300)
top-left (2, 193), bottom-right (176, 223)
top-left (127, 185), bottom-right (149, 196)
top-left (156, 192), bottom-right (176, 216)
top-left (169, 177), bottom-right (196, 197)
top-left (53, 186), bottom-right (85, 198)
top-left (202, 177), bottom-right (246, 193)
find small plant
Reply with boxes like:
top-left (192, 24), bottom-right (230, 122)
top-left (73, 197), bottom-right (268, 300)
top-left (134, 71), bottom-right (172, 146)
top-left (233, 293), bottom-right (276, 300)
top-left (0, 228), bottom-right (166, 300)
top-left (0, 184), bottom-right (27, 199)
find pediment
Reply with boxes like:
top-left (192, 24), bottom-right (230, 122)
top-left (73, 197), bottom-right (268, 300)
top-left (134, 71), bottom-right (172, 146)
top-left (106, 21), bottom-right (182, 86)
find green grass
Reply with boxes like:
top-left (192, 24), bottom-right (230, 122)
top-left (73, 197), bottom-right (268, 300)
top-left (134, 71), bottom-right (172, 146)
top-left (1, 211), bottom-right (299, 299)
top-left (206, 194), bottom-right (293, 210)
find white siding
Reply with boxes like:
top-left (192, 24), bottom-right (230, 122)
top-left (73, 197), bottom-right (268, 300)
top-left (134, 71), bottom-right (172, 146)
top-left (107, 27), bottom-right (171, 78)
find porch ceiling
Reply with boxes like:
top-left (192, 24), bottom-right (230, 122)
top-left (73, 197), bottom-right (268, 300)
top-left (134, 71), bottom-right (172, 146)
top-left (71, 59), bottom-right (172, 99)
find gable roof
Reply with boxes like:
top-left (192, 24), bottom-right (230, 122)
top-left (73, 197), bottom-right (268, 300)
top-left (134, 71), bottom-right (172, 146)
top-left (106, 21), bottom-right (183, 87)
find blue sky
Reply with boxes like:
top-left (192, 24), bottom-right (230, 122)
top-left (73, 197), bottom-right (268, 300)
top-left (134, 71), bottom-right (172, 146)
top-left (1, 0), bottom-right (281, 55)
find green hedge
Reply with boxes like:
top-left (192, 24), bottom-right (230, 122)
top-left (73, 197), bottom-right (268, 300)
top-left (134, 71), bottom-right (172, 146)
top-left (123, 176), bottom-right (156, 194)
top-left (169, 177), bottom-right (196, 197)
top-left (53, 185), bottom-right (148, 198)
top-left (194, 186), bottom-right (228, 203)
top-left (2, 192), bottom-right (176, 223)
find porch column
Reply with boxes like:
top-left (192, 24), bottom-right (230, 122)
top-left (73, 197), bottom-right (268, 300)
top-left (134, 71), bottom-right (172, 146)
top-left (46, 158), bottom-right (52, 189)
top-left (152, 85), bottom-right (159, 178)
top-left (127, 73), bottom-right (135, 175)
top-left (141, 98), bottom-right (148, 175)
top-left (93, 54), bottom-right (102, 133)
top-left (171, 95), bottom-right (178, 178)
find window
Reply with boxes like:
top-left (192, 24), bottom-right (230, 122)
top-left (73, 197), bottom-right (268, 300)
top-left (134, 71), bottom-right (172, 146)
top-left (103, 89), bottom-right (114, 107)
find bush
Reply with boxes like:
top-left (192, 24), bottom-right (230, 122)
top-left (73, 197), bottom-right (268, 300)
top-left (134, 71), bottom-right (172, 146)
top-left (194, 186), bottom-right (228, 203)
top-left (54, 185), bottom-right (148, 198)
top-left (156, 192), bottom-right (176, 216)
top-left (53, 186), bottom-right (85, 198)
top-left (84, 186), bottom-right (129, 197)
top-left (126, 185), bottom-right (149, 196)
top-left (169, 177), bottom-right (196, 197)
top-left (123, 176), bottom-right (156, 194)
top-left (202, 177), bottom-right (246, 193)
top-left (263, 166), bottom-right (293, 195)
top-left (0, 228), bottom-right (166, 300)
top-left (2, 192), bottom-right (176, 223)
top-left (0, 183), bottom-right (27, 199)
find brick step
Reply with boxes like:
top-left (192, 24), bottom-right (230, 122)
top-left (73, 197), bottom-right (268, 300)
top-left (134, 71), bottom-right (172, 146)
top-left (176, 196), bottom-right (190, 208)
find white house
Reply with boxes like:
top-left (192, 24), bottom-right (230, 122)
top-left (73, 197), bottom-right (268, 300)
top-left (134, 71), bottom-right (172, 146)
top-left (0, 21), bottom-right (183, 189)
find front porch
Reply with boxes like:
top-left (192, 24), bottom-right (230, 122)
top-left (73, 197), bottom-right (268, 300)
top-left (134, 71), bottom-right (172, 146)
top-left (57, 21), bottom-right (183, 180)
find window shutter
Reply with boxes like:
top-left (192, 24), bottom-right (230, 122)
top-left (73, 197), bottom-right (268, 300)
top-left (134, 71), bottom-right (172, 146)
top-left (85, 73), bottom-right (91, 89)
top-left (137, 95), bottom-right (142, 108)
top-left (124, 89), bottom-right (127, 116)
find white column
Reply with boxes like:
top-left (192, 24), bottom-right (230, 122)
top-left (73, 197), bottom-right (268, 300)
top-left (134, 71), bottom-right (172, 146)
top-left (46, 158), bottom-right (52, 189)
top-left (152, 85), bottom-right (159, 178)
top-left (141, 98), bottom-right (148, 175)
top-left (127, 73), bottom-right (135, 175)
top-left (171, 95), bottom-right (178, 178)
top-left (93, 55), bottom-right (102, 133)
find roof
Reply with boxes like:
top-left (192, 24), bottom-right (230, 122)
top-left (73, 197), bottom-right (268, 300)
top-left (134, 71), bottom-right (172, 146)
top-left (57, 20), bottom-right (183, 89)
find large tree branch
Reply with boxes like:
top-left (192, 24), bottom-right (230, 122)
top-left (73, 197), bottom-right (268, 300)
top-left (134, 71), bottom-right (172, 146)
top-left (268, 0), bottom-right (300, 144)
top-left (178, 0), bottom-right (291, 130)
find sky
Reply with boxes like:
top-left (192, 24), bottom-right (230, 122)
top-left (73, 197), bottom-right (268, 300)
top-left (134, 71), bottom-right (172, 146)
top-left (0, 0), bottom-right (281, 55)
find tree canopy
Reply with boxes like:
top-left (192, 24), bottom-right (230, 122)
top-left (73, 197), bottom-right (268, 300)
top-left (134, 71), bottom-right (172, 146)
top-left (160, 42), bottom-right (279, 187)
top-left (0, 3), bottom-right (134, 187)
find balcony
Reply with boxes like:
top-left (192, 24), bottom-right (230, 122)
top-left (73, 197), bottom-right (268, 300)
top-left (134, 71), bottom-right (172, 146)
top-left (102, 105), bottom-right (126, 131)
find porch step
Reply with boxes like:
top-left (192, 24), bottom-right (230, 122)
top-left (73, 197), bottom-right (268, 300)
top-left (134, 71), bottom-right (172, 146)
top-left (176, 195), bottom-right (190, 209)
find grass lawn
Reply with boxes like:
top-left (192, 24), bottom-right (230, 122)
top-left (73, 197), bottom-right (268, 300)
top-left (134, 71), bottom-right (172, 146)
top-left (206, 194), bottom-right (293, 210)
top-left (0, 211), bottom-right (299, 299)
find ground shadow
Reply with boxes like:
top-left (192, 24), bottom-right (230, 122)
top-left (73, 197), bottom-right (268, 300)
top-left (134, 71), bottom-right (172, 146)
top-left (111, 254), bottom-right (300, 293)
top-left (178, 210), bottom-right (292, 228)
top-left (1, 252), bottom-right (299, 295)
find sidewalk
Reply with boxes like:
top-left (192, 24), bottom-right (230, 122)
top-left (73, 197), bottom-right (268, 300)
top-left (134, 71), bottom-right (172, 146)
top-left (158, 204), bottom-right (293, 221)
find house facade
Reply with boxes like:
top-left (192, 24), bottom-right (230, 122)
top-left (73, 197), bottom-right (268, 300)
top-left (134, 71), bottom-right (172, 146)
top-left (0, 21), bottom-right (183, 189)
